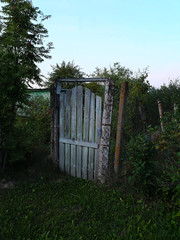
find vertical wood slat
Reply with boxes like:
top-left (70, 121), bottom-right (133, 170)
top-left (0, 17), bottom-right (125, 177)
top-left (82, 88), bottom-right (91, 179)
top-left (76, 86), bottom-right (83, 178)
top-left (94, 96), bottom-right (102, 179)
top-left (65, 90), bottom-right (71, 174)
top-left (88, 93), bottom-right (95, 180)
top-left (71, 88), bottom-right (77, 177)
top-left (59, 93), bottom-right (65, 171)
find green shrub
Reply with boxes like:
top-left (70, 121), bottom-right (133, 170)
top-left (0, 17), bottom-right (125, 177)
top-left (8, 96), bottom-right (50, 165)
top-left (154, 109), bottom-right (180, 201)
top-left (125, 133), bottom-right (157, 194)
top-left (124, 108), bottom-right (180, 200)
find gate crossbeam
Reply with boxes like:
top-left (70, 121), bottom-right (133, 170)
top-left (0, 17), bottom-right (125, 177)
top-left (60, 138), bottom-right (98, 149)
top-left (56, 78), bottom-right (108, 82)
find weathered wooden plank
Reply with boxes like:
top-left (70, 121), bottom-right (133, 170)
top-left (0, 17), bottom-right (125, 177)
top-left (114, 82), bottom-right (128, 174)
top-left (59, 93), bottom-right (65, 172)
top-left (71, 87), bottom-right (77, 177)
top-left (88, 93), bottom-right (95, 180)
top-left (65, 90), bottom-right (71, 174)
top-left (98, 79), bottom-right (114, 183)
top-left (82, 88), bottom-right (91, 179)
top-left (94, 95), bottom-right (102, 179)
top-left (60, 138), bottom-right (98, 148)
top-left (76, 86), bottom-right (83, 178)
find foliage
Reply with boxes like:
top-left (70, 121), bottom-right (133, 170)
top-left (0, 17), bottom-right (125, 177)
top-left (124, 69), bottom-right (151, 140)
top-left (8, 96), bottom-right (50, 165)
top-left (126, 133), bottom-right (157, 194)
top-left (154, 109), bottom-right (180, 200)
top-left (0, 0), bottom-right (53, 85)
top-left (83, 81), bottom-right (105, 101)
top-left (44, 61), bottom-right (85, 87)
top-left (144, 79), bottom-right (180, 127)
top-left (0, 0), bottom-right (52, 170)
top-left (92, 63), bottom-right (151, 162)
top-left (124, 108), bottom-right (180, 200)
top-left (0, 174), bottom-right (179, 240)
top-left (157, 79), bottom-right (180, 111)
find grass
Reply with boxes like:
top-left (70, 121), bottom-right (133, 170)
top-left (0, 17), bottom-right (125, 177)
top-left (0, 158), bottom-right (179, 240)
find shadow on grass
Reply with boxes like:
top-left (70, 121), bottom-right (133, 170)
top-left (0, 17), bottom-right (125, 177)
top-left (0, 150), bottom-right (179, 240)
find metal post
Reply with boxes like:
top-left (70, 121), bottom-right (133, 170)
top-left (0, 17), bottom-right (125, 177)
top-left (157, 99), bottom-right (164, 131)
top-left (114, 82), bottom-right (128, 174)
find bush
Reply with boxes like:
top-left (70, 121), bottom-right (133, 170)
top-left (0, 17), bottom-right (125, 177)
top-left (8, 96), bottom-right (50, 166)
top-left (154, 109), bottom-right (180, 201)
top-left (124, 108), bottom-right (180, 200)
top-left (125, 133), bottom-right (157, 194)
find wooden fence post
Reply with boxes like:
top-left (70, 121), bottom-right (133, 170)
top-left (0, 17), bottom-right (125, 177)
top-left (157, 99), bottom-right (164, 131)
top-left (50, 84), bottom-right (56, 162)
top-left (50, 82), bottom-right (60, 164)
top-left (98, 79), bottom-right (114, 183)
top-left (139, 100), bottom-right (147, 133)
top-left (114, 82), bottom-right (128, 174)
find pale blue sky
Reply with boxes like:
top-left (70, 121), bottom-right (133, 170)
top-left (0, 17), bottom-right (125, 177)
top-left (3, 0), bottom-right (180, 88)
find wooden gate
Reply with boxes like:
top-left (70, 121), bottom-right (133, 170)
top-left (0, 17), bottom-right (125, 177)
top-left (51, 78), bottom-right (114, 182)
top-left (59, 86), bottom-right (102, 180)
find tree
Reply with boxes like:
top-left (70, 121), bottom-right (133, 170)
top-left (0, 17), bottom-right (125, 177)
top-left (0, 0), bottom-right (53, 170)
top-left (44, 61), bottom-right (85, 87)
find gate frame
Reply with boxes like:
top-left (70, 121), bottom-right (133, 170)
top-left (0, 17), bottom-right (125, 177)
top-left (50, 78), bottom-right (114, 183)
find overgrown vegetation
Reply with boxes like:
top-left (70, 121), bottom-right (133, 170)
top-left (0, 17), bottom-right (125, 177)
top-left (0, 172), bottom-right (179, 240)
top-left (0, 1), bottom-right (180, 238)
top-left (0, 62), bottom-right (179, 239)
top-left (8, 96), bottom-right (50, 166)
top-left (0, 0), bottom-right (52, 170)
top-left (125, 113), bottom-right (180, 198)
